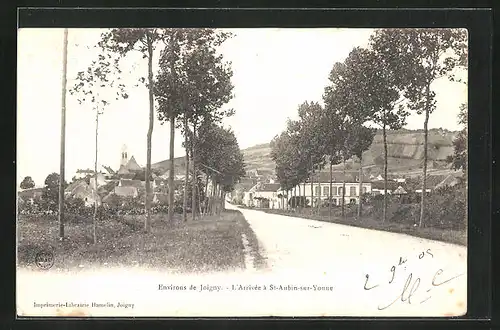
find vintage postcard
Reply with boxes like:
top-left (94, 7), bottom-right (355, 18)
top-left (17, 27), bottom-right (468, 317)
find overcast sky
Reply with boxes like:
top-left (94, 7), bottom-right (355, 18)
top-left (17, 28), bottom-right (467, 187)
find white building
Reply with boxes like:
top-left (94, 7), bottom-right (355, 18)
top-left (243, 182), bottom-right (281, 208)
top-left (287, 171), bottom-right (372, 207)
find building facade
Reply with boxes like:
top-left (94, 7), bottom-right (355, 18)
top-left (291, 181), bottom-right (372, 207)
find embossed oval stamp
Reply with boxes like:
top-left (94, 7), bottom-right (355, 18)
top-left (35, 250), bottom-right (54, 270)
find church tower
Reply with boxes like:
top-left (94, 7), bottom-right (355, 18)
top-left (120, 144), bottom-right (128, 167)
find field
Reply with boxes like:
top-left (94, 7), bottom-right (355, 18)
top-left (17, 210), bottom-right (264, 273)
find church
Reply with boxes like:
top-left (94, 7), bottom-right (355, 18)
top-left (69, 145), bottom-right (171, 206)
top-left (102, 145), bottom-right (170, 202)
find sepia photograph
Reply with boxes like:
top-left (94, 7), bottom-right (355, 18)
top-left (17, 27), bottom-right (468, 317)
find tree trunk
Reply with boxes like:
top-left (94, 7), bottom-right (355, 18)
top-left (198, 179), bottom-right (203, 216)
top-left (211, 178), bottom-right (216, 215)
top-left (298, 182), bottom-right (302, 209)
top-left (419, 84), bottom-right (431, 227)
top-left (145, 32), bottom-right (155, 231)
top-left (221, 190), bottom-right (226, 212)
top-left (329, 161), bottom-right (333, 221)
top-left (357, 154), bottom-right (363, 220)
top-left (58, 28), bottom-right (68, 241)
top-left (310, 158), bottom-right (314, 215)
top-left (383, 121), bottom-right (388, 223)
top-left (167, 114), bottom-right (175, 223)
top-left (93, 110), bottom-right (99, 245)
top-left (216, 184), bottom-right (220, 214)
top-left (285, 189), bottom-right (288, 211)
top-left (192, 123), bottom-right (197, 221)
top-left (203, 174), bottom-right (209, 215)
top-left (293, 186), bottom-right (297, 210)
top-left (317, 180), bottom-right (321, 215)
top-left (341, 155), bottom-right (346, 218)
top-left (183, 119), bottom-right (190, 222)
top-left (303, 182), bottom-right (306, 208)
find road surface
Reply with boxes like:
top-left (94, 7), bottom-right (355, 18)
top-left (226, 202), bottom-right (467, 316)
top-left (17, 204), bottom-right (467, 317)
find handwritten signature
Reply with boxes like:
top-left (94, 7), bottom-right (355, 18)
top-left (363, 249), bottom-right (465, 310)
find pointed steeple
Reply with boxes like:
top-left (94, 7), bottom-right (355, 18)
top-left (126, 156), bottom-right (142, 171)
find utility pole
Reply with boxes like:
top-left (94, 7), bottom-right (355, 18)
top-left (93, 109), bottom-right (102, 245)
top-left (58, 28), bottom-right (69, 241)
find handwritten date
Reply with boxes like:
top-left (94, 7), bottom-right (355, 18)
top-left (363, 249), bottom-right (464, 310)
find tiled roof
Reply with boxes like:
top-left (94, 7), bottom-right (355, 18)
top-left (153, 193), bottom-right (169, 204)
top-left (426, 175), bottom-right (448, 189)
top-left (393, 186), bottom-right (408, 194)
top-left (65, 180), bottom-right (89, 195)
top-left (76, 169), bottom-right (95, 174)
top-left (371, 180), bottom-right (400, 191)
top-left (126, 156), bottom-right (142, 171)
top-left (117, 165), bottom-right (131, 175)
top-left (256, 183), bottom-right (281, 192)
top-left (306, 171), bottom-right (369, 183)
top-left (120, 179), bottom-right (144, 188)
top-left (434, 174), bottom-right (462, 190)
top-left (102, 165), bottom-right (116, 175)
top-left (114, 186), bottom-right (138, 197)
top-left (18, 187), bottom-right (43, 197)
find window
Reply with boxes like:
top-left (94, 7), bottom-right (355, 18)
top-left (323, 186), bottom-right (329, 196)
top-left (315, 186), bottom-right (320, 196)
top-left (350, 187), bottom-right (356, 196)
top-left (363, 187), bottom-right (367, 194)
top-left (332, 198), bottom-right (337, 206)
top-left (332, 186), bottom-right (338, 196)
top-left (338, 187), bottom-right (343, 195)
top-left (350, 198), bottom-right (356, 204)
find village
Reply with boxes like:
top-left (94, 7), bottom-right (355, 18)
top-left (233, 166), bottom-right (463, 210)
top-left (17, 143), bottom-right (464, 216)
top-left (18, 144), bottom-right (213, 215)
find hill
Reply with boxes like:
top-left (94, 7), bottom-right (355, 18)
top-left (241, 128), bottom-right (459, 178)
top-left (150, 128), bottom-right (459, 181)
top-left (151, 156), bottom-right (189, 174)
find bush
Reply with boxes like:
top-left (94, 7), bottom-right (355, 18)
top-left (364, 186), bottom-right (466, 230)
top-left (423, 186), bottom-right (466, 230)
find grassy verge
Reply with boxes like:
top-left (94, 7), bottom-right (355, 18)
top-left (259, 208), bottom-right (467, 246)
top-left (17, 210), bottom-right (264, 273)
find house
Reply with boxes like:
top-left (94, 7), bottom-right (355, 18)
top-left (152, 178), bottom-right (169, 193)
top-left (415, 174), bottom-right (447, 194)
top-left (246, 182), bottom-right (281, 209)
top-left (230, 178), bottom-right (258, 204)
top-left (371, 180), bottom-right (400, 195)
top-left (117, 165), bottom-right (136, 179)
top-left (292, 171), bottom-right (372, 207)
top-left (118, 179), bottom-right (144, 189)
top-left (65, 180), bottom-right (100, 207)
top-left (152, 193), bottom-right (169, 205)
top-left (434, 172), bottom-right (463, 191)
top-left (88, 173), bottom-right (107, 190)
top-left (74, 169), bottom-right (95, 180)
top-left (114, 186), bottom-right (139, 198)
top-left (102, 165), bottom-right (116, 179)
top-left (18, 187), bottom-right (43, 204)
top-left (393, 185), bottom-right (408, 195)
